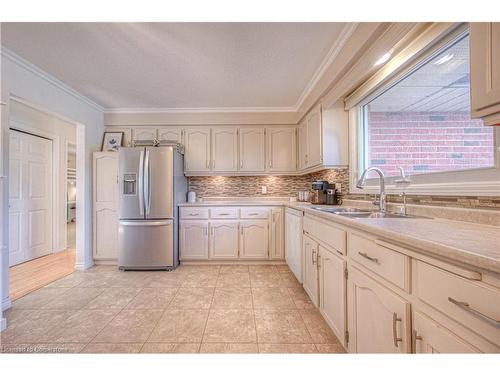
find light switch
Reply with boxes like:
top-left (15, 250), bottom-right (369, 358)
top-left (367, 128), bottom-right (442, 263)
top-left (261, 185), bottom-right (267, 194)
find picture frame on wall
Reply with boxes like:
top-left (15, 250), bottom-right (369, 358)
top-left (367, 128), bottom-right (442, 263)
top-left (101, 131), bottom-right (124, 151)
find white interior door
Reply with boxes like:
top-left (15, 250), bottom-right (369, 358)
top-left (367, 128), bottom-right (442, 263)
top-left (9, 130), bottom-right (53, 266)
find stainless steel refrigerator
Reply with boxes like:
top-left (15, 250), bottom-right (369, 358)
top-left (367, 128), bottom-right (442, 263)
top-left (118, 145), bottom-right (187, 270)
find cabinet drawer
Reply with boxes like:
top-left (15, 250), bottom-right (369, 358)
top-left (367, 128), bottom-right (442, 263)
top-left (348, 233), bottom-right (410, 291)
top-left (180, 207), bottom-right (209, 219)
top-left (303, 215), bottom-right (346, 255)
top-left (415, 260), bottom-right (500, 347)
top-left (240, 207), bottom-right (270, 219)
top-left (210, 207), bottom-right (239, 219)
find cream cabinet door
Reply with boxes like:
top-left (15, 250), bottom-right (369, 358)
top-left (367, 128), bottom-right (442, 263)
top-left (319, 246), bottom-right (346, 346)
top-left (132, 127), bottom-right (158, 142)
top-left (297, 122), bottom-right (308, 170)
top-left (180, 221), bottom-right (209, 260)
top-left (93, 152), bottom-right (118, 260)
top-left (267, 127), bottom-right (297, 172)
top-left (303, 234), bottom-right (319, 306)
top-left (240, 220), bottom-right (269, 259)
top-left (239, 128), bottom-right (266, 172)
top-left (212, 127), bottom-right (238, 172)
top-left (306, 105), bottom-right (322, 167)
top-left (347, 265), bottom-right (410, 353)
top-left (158, 128), bottom-right (183, 144)
top-left (209, 221), bottom-right (239, 259)
top-left (412, 311), bottom-right (480, 353)
top-left (470, 23), bottom-right (500, 124)
top-left (184, 128), bottom-right (211, 173)
top-left (270, 208), bottom-right (284, 259)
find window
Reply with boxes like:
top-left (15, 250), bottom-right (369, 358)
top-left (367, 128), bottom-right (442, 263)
top-left (360, 33), bottom-right (495, 178)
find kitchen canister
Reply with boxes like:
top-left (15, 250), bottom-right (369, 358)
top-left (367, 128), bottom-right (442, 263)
top-left (187, 191), bottom-right (196, 203)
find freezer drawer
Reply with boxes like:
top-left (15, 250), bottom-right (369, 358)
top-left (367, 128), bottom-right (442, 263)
top-left (118, 219), bottom-right (174, 270)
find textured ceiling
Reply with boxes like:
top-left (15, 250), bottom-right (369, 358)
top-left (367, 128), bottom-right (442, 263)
top-left (1, 22), bottom-right (349, 110)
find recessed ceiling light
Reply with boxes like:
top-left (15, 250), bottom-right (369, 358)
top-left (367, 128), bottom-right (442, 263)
top-left (434, 54), bottom-right (454, 65)
top-left (374, 52), bottom-right (392, 66)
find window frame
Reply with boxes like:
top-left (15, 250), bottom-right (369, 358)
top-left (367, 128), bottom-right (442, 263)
top-left (349, 25), bottom-right (500, 196)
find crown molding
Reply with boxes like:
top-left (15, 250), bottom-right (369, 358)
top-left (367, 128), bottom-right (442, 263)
top-left (1, 47), bottom-right (104, 113)
top-left (104, 106), bottom-right (297, 114)
top-left (293, 22), bottom-right (359, 111)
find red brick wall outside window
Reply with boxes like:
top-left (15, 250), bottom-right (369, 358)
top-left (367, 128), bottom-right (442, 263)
top-left (366, 111), bottom-right (494, 177)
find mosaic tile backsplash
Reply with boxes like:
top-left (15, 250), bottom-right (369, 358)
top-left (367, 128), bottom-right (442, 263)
top-left (187, 168), bottom-right (500, 210)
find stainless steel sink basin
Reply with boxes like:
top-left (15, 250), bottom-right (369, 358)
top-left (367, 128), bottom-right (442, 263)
top-left (335, 211), bottom-right (428, 219)
top-left (310, 206), bottom-right (430, 219)
top-left (310, 206), bottom-right (370, 214)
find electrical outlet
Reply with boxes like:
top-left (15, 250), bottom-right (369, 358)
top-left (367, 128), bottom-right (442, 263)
top-left (261, 185), bottom-right (267, 194)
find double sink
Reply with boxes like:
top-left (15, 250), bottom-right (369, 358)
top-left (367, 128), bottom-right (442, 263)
top-left (310, 206), bottom-right (429, 219)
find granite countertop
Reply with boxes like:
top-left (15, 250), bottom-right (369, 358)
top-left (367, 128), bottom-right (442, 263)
top-left (290, 203), bottom-right (500, 274)
top-left (178, 199), bottom-right (500, 273)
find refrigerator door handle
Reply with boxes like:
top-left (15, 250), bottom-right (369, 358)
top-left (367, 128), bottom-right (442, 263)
top-left (120, 220), bottom-right (172, 227)
top-left (144, 149), bottom-right (152, 216)
top-left (138, 149), bottom-right (145, 216)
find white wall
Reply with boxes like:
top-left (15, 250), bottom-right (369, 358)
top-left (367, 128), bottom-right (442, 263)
top-left (10, 100), bottom-right (77, 252)
top-left (1, 48), bottom-right (104, 316)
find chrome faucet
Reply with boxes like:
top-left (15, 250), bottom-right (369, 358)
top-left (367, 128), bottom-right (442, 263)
top-left (356, 167), bottom-right (386, 213)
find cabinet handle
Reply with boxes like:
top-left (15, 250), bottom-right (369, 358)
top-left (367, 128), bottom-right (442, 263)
top-left (358, 252), bottom-right (379, 264)
top-left (218, 213), bottom-right (230, 216)
top-left (240, 160), bottom-right (243, 169)
top-left (312, 249), bottom-right (317, 265)
top-left (248, 213), bottom-right (259, 216)
top-left (448, 297), bottom-right (500, 328)
top-left (392, 313), bottom-right (403, 348)
top-left (211, 226), bottom-right (214, 236)
top-left (412, 329), bottom-right (422, 353)
top-left (189, 213), bottom-right (199, 216)
top-left (317, 254), bottom-right (321, 268)
top-left (204, 227), bottom-right (208, 236)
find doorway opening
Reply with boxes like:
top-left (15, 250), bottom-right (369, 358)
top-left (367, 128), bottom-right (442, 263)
top-left (7, 100), bottom-right (77, 301)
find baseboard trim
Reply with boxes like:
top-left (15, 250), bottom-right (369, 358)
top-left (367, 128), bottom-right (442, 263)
top-left (74, 261), bottom-right (94, 271)
top-left (2, 296), bottom-right (12, 311)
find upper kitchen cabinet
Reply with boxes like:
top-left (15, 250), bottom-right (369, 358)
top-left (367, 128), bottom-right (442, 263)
top-left (158, 127), bottom-right (184, 144)
top-left (184, 127), bottom-right (211, 173)
top-left (298, 120), bottom-right (308, 170)
top-left (306, 104), bottom-right (323, 167)
top-left (239, 128), bottom-right (266, 172)
top-left (132, 127), bottom-right (158, 142)
top-left (297, 101), bottom-right (348, 173)
top-left (267, 127), bottom-right (297, 172)
top-left (211, 127), bottom-right (239, 172)
top-left (470, 23), bottom-right (500, 125)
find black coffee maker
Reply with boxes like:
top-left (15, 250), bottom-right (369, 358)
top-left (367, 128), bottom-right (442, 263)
top-left (311, 180), bottom-right (341, 205)
top-left (311, 180), bottom-right (331, 204)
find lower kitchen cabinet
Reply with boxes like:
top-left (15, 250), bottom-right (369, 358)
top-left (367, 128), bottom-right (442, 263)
top-left (347, 265), bottom-right (411, 353)
top-left (209, 221), bottom-right (239, 259)
top-left (319, 246), bottom-right (346, 345)
top-left (412, 311), bottom-right (480, 353)
top-left (270, 208), bottom-right (284, 259)
top-left (303, 234), bottom-right (319, 306)
top-left (240, 220), bottom-right (269, 259)
top-left (179, 221), bottom-right (209, 260)
top-left (93, 152), bottom-right (119, 261)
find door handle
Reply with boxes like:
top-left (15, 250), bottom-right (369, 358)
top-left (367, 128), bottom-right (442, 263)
top-left (412, 329), bottom-right (422, 353)
top-left (392, 313), bottom-right (403, 348)
top-left (448, 297), bottom-right (500, 328)
top-left (358, 252), bottom-right (379, 264)
top-left (138, 149), bottom-right (145, 216)
top-left (144, 149), bottom-right (152, 215)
